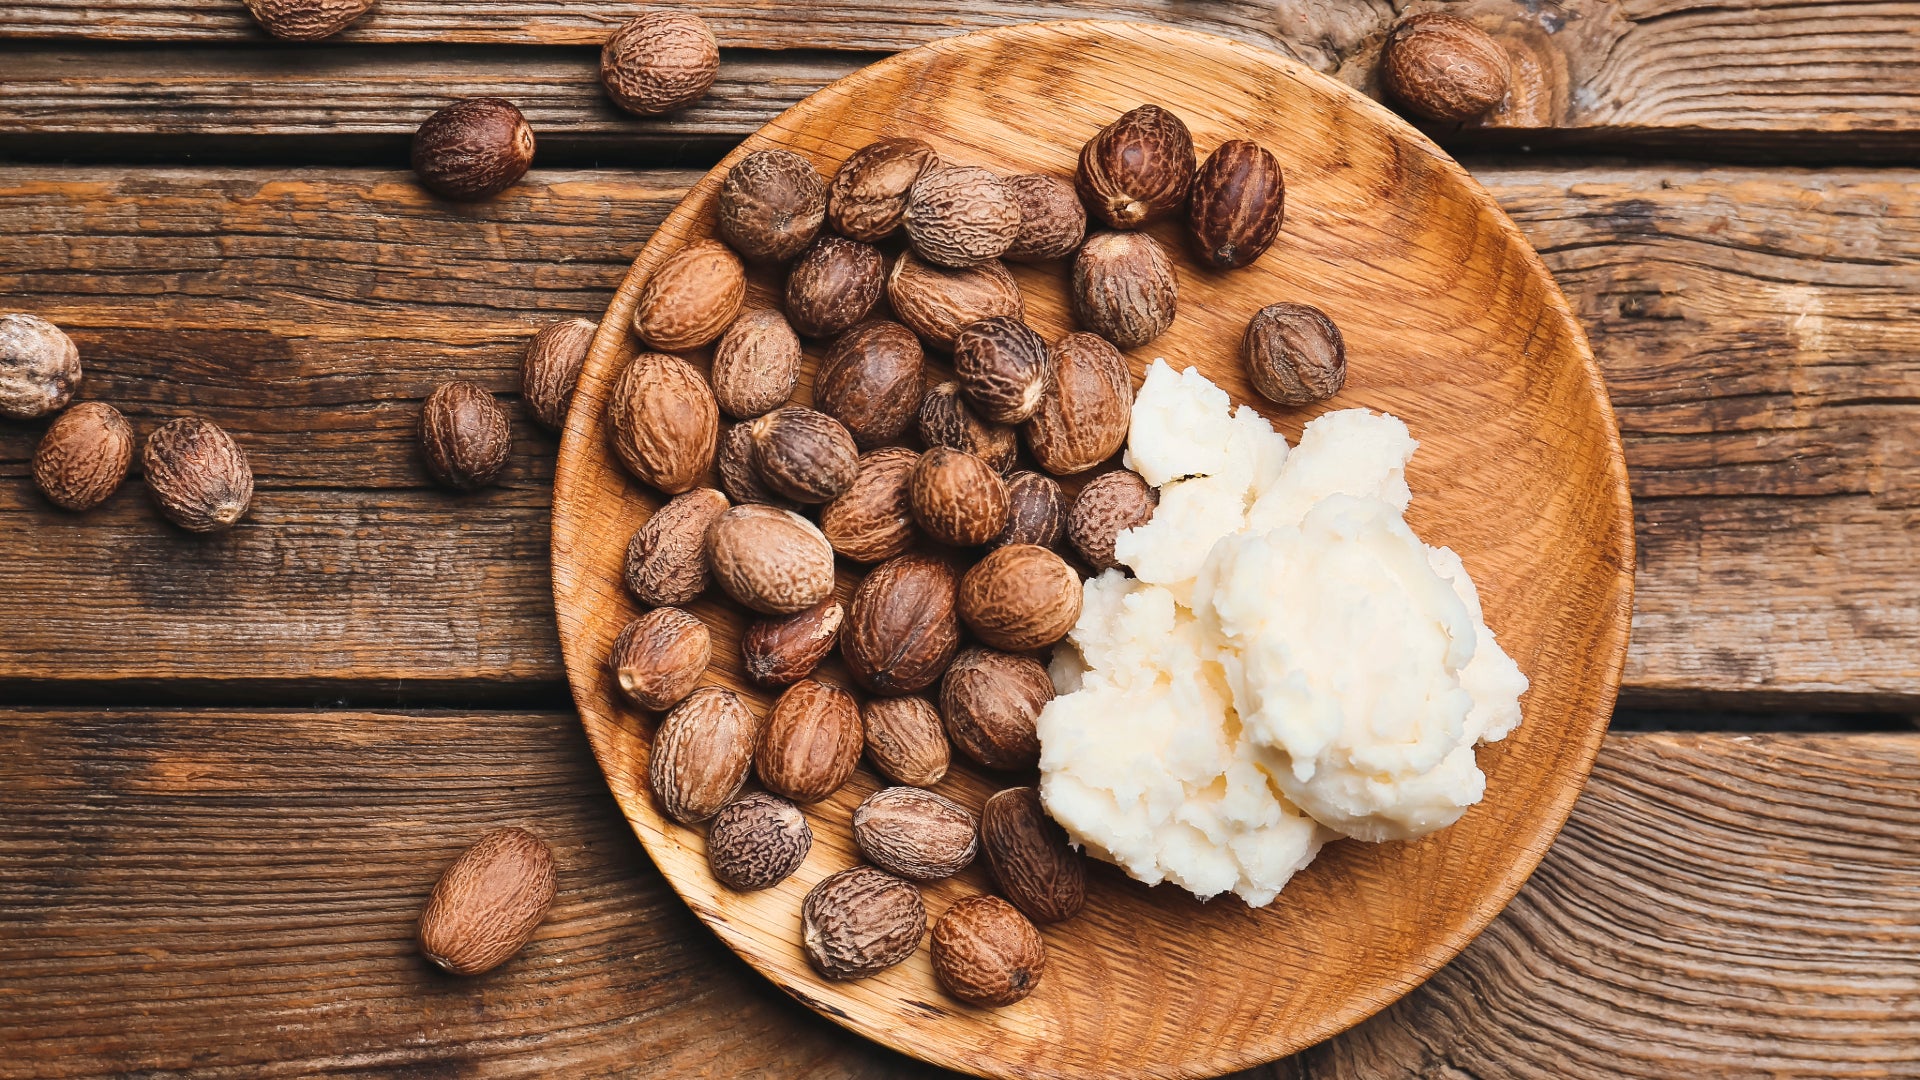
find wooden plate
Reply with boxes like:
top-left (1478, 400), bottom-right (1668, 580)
top-left (552, 19), bottom-right (1633, 1079)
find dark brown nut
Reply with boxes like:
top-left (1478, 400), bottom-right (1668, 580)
top-left (785, 236), bottom-right (885, 339)
top-left (747, 406), bottom-right (859, 504)
top-left (982, 787), bottom-right (1086, 924)
top-left (609, 606), bottom-right (710, 711)
top-left (1022, 331), bottom-right (1133, 476)
top-left (957, 544), bottom-right (1082, 652)
top-left (417, 827), bottom-right (556, 977)
top-left (411, 98), bottom-right (535, 201)
top-left (1244, 302), bottom-right (1347, 406)
top-left (1188, 139), bottom-right (1286, 271)
top-left (600, 11), bottom-right (719, 116)
top-left (994, 471), bottom-right (1066, 549)
top-left (952, 316), bottom-right (1052, 425)
top-left (904, 166), bottom-right (1022, 268)
top-left (242, 0), bottom-right (372, 40)
top-left (755, 679), bottom-right (863, 804)
top-left (1382, 13), bottom-right (1513, 121)
top-left (861, 695), bottom-right (949, 787)
top-left (853, 787), bottom-right (978, 881)
top-left (0, 313), bottom-right (80, 420)
top-left (910, 446), bottom-right (1009, 548)
top-left (742, 598), bottom-right (844, 688)
top-left (801, 866), bottom-right (925, 980)
top-left (711, 309), bottom-right (801, 421)
top-left (1003, 173), bottom-right (1088, 263)
top-left (827, 138), bottom-right (940, 242)
top-left (420, 380), bottom-right (511, 492)
top-left (1075, 104), bottom-right (1195, 229)
top-left (633, 239), bottom-right (746, 352)
top-left (940, 647), bottom-right (1052, 772)
top-left (718, 422), bottom-right (798, 509)
top-left (623, 487), bottom-right (729, 606)
top-left (1072, 231), bottom-right (1177, 348)
top-left (931, 895), bottom-right (1046, 1007)
top-left (843, 553), bottom-right (961, 695)
top-left (820, 446), bottom-right (920, 563)
top-left (886, 250), bottom-right (1025, 352)
top-left (142, 417), bottom-right (253, 533)
top-left (1067, 468), bottom-right (1157, 571)
top-left (521, 318), bottom-right (596, 431)
top-left (606, 352), bottom-right (719, 495)
top-left (706, 504), bottom-right (835, 615)
top-left (32, 402), bottom-right (132, 512)
top-left (918, 382), bottom-right (1017, 474)
top-left (717, 150), bottom-right (827, 265)
top-left (649, 686), bottom-right (758, 823)
top-left (816, 322), bottom-right (925, 449)
top-left (707, 791), bottom-right (811, 892)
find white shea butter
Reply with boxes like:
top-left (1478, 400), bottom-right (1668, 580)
top-left (1038, 360), bottom-right (1528, 905)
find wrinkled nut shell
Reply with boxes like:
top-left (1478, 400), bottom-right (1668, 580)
top-left (32, 401), bottom-right (132, 512)
top-left (607, 352), bottom-right (719, 495)
top-left (931, 895), bottom-right (1046, 1007)
top-left (1067, 468), bottom-right (1158, 571)
top-left (633, 239), bottom-right (746, 352)
top-left (142, 417), bottom-right (254, 533)
top-left (521, 318), bottom-right (596, 431)
top-left (623, 487), bottom-right (728, 606)
top-left (742, 598), bottom-right (844, 688)
top-left (1022, 331), bottom-right (1133, 476)
top-left (1383, 13), bottom-right (1513, 122)
top-left (756, 679), bottom-right (863, 804)
top-left (886, 251), bottom-right (1025, 353)
top-left (1188, 139), bottom-right (1286, 271)
top-left (918, 381), bottom-right (1017, 474)
top-left (820, 446), bottom-right (920, 563)
top-left (711, 309), bottom-right (802, 421)
top-left (417, 827), bottom-right (557, 977)
top-left (706, 504), bottom-right (836, 615)
top-left (786, 236), bottom-right (885, 339)
top-left (853, 786), bottom-right (979, 881)
top-left (1004, 173), bottom-right (1088, 263)
top-left (982, 787), bottom-right (1087, 924)
top-left (1072, 231), bottom-right (1177, 349)
top-left (707, 792), bottom-right (812, 892)
top-left (649, 686), bottom-right (757, 823)
top-left (951, 316), bottom-right (1053, 425)
top-left (842, 553), bottom-right (962, 695)
top-left (600, 11), bottom-right (719, 116)
top-left (243, 0), bottom-right (374, 40)
top-left (861, 695), bottom-right (950, 787)
top-left (815, 321), bottom-right (925, 449)
top-left (994, 471), bottom-right (1066, 549)
top-left (1075, 104), bottom-right (1195, 230)
top-left (411, 98), bottom-right (535, 202)
top-left (718, 422), bottom-right (799, 510)
top-left (801, 866), bottom-right (926, 980)
top-left (609, 606), bottom-right (710, 711)
top-left (420, 380), bottom-right (511, 492)
top-left (717, 149), bottom-right (827, 264)
top-left (748, 406), bottom-right (860, 504)
top-left (941, 647), bottom-right (1052, 771)
top-left (957, 544), bottom-right (1082, 652)
top-left (910, 446), bottom-right (1010, 548)
top-left (1244, 301), bottom-right (1347, 406)
top-left (0, 313), bottom-right (81, 420)
top-left (827, 138), bottom-right (940, 242)
top-left (904, 166), bottom-right (1022, 268)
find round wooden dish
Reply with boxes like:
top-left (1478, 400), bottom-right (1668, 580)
top-left (553, 19), bottom-right (1633, 1080)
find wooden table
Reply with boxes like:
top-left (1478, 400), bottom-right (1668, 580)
top-left (2, 3), bottom-right (1916, 1077)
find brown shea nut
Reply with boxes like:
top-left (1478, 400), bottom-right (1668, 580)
top-left (521, 318), bottom-right (596, 431)
top-left (0, 313), bottom-right (80, 420)
top-left (918, 382), bottom-right (1017, 474)
top-left (910, 446), bottom-right (1009, 548)
top-left (710, 309), bottom-right (801, 421)
top-left (747, 406), bottom-right (859, 504)
top-left (412, 98), bottom-right (534, 201)
top-left (853, 787), bottom-right (979, 881)
top-left (420, 380), bottom-right (511, 492)
top-left (951, 316), bottom-right (1052, 425)
top-left (1076, 104), bottom-right (1196, 229)
top-left (861, 695), bottom-right (949, 787)
top-left (815, 321), bottom-right (925, 449)
top-left (633, 239), bottom-right (745, 352)
top-left (886, 250), bottom-right (1024, 352)
top-left (827, 138), bottom-right (940, 242)
top-left (1004, 174), bottom-right (1087, 263)
top-left (958, 544), bottom-right (1082, 652)
top-left (1244, 302), bottom-right (1347, 406)
top-left (707, 792), bottom-right (811, 892)
top-left (756, 679), bottom-right (863, 804)
top-left (786, 236), bottom-right (885, 339)
top-left (142, 417), bottom-right (254, 533)
top-left (802, 866), bottom-right (926, 980)
top-left (742, 597), bottom-right (844, 688)
top-left (1383, 13), bottom-right (1513, 122)
top-left (706, 504), bottom-right (836, 615)
top-left (606, 352), bottom-right (719, 495)
top-left (649, 686), bottom-right (758, 823)
top-left (718, 422), bottom-right (797, 509)
top-left (717, 150), bottom-right (827, 265)
top-left (1068, 468), bottom-right (1157, 571)
top-left (940, 647), bottom-right (1053, 771)
top-left (600, 11), bottom-right (719, 117)
top-left (931, 895), bottom-right (1046, 1007)
top-left (1188, 139), bottom-right (1286, 271)
top-left (1073, 231), bottom-right (1177, 348)
top-left (242, 0), bottom-right (373, 40)
top-left (609, 606), bottom-right (710, 712)
top-left (842, 553), bottom-right (961, 695)
top-left (1023, 332), bottom-right (1133, 476)
top-left (32, 402), bottom-right (132, 512)
top-left (820, 446), bottom-right (920, 563)
top-left (904, 166), bottom-right (1022, 268)
top-left (982, 787), bottom-right (1086, 924)
top-left (994, 471), bottom-right (1066, 549)
top-left (417, 827), bottom-right (556, 977)
top-left (623, 487), bottom-right (729, 606)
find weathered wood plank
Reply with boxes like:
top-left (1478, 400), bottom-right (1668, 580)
top-left (0, 166), bottom-right (1913, 704)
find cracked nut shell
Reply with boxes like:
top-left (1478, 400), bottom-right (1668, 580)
top-left (861, 695), bottom-right (949, 787)
top-left (717, 150), bottom-right (827, 264)
top-left (0, 313), bottom-right (80, 420)
top-left (910, 446), bottom-right (1009, 548)
top-left (1383, 13), bottom-right (1513, 122)
top-left (32, 401), bottom-right (132, 512)
top-left (711, 309), bottom-right (802, 420)
top-left (706, 504), bottom-right (836, 615)
top-left (606, 352), bottom-right (719, 495)
top-left (957, 544), bottom-right (1082, 652)
top-left (707, 791), bottom-right (812, 892)
top-left (142, 417), bottom-right (254, 533)
top-left (952, 316), bottom-right (1052, 425)
top-left (982, 787), bottom-right (1086, 924)
top-left (931, 895), bottom-right (1046, 1007)
top-left (827, 138), bottom-right (940, 242)
top-left (1072, 230), bottom-right (1177, 348)
top-left (820, 446), bottom-right (920, 563)
top-left (742, 597), bottom-right (844, 688)
top-left (1004, 173), bottom-right (1088, 262)
top-left (994, 471), bottom-right (1066, 549)
top-left (521, 318), bottom-right (596, 431)
top-left (609, 606), bottom-right (710, 712)
top-left (1075, 104), bottom-right (1195, 229)
top-left (633, 239), bottom-right (745, 352)
top-left (420, 380), bottom-right (511, 492)
top-left (801, 866), bottom-right (925, 980)
top-left (853, 786), bottom-right (979, 881)
top-left (1244, 301), bottom-right (1347, 406)
top-left (815, 321), bottom-right (925, 449)
top-left (649, 686), bottom-right (758, 823)
top-left (756, 679), bottom-right (863, 804)
top-left (904, 166), bottom-right (1022, 268)
top-left (1022, 331), bottom-right (1133, 476)
top-left (623, 487), bottom-right (728, 606)
top-left (416, 827), bottom-right (556, 977)
top-left (940, 647), bottom-right (1052, 771)
top-left (786, 236), bottom-right (885, 339)
top-left (842, 553), bottom-right (961, 695)
top-left (599, 11), bottom-right (719, 117)
top-left (917, 381), bottom-right (1017, 474)
top-left (412, 98), bottom-right (534, 202)
top-left (886, 250), bottom-right (1024, 352)
top-left (1067, 468), bottom-right (1157, 571)
top-left (747, 406), bottom-right (859, 504)
top-left (1188, 139), bottom-right (1286, 270)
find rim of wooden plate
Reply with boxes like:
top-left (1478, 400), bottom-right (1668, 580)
top-left (552, 18), bottom-right (1633, 1079)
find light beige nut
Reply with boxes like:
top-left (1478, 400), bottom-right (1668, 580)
top-left (0, 313), bottom-right (80, 420)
